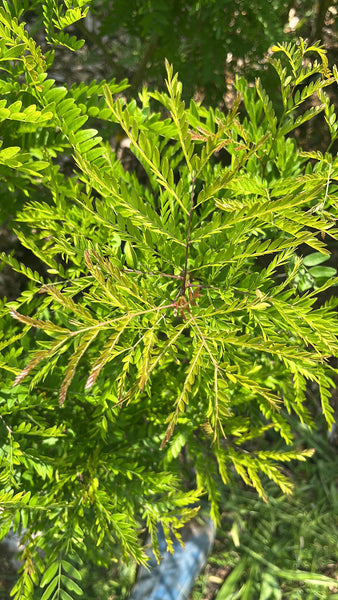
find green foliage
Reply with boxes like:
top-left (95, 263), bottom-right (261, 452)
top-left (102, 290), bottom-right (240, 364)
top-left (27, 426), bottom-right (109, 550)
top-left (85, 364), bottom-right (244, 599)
top-left (191, 421), bottom-right (338, 600)
top-left (0, 3), bottom-right (337, 598)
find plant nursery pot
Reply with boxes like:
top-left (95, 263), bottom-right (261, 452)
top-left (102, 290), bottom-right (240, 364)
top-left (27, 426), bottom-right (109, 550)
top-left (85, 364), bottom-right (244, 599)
top-left (129, 516), bottom-right (215, 600)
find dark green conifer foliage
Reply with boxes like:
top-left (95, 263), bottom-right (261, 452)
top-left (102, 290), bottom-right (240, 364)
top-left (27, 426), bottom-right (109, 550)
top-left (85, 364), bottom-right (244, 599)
top-left (0, 2), bottom-right (337, 598)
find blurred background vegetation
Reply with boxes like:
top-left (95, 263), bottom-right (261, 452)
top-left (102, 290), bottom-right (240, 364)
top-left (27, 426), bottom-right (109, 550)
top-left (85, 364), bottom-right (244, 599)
top-left (21, 0), bottom-right (337, 104)
top-left (70, 1), bottom-right (336, 101)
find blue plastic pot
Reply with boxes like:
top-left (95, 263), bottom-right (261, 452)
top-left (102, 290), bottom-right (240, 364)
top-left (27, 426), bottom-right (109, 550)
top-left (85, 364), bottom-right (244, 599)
top-left (129, 517), bottom-right (215, 600)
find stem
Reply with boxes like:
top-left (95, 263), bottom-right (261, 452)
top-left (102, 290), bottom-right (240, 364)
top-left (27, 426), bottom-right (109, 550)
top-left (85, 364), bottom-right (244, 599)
top-left (69, 302), bottom-right (176, 336)
top-left (181, 176), bottom-right (196, 294)
top-left (188, 311), bottom-right (218, 369)
top-left (321, 163), bottom-right (332, 211)
top-left (0, 412), bottom-right (13, 435)
top-left (121, 267), bottom-right (184, 280)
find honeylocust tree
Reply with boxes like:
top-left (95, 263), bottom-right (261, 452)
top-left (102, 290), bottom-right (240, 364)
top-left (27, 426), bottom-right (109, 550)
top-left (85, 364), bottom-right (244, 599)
top-left (0, 2), bottom-right (337, 598)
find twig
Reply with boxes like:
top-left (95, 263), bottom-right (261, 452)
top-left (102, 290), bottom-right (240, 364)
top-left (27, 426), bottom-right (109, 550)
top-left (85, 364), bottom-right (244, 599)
top-left (0, 413), bottom-right (13, 435)
top-left (181, 176), bottom-right (196, 295)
